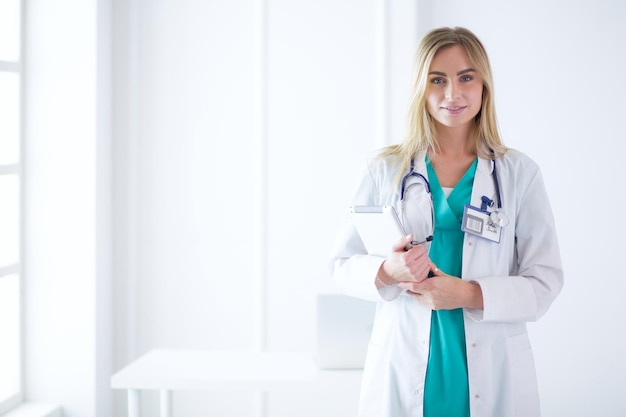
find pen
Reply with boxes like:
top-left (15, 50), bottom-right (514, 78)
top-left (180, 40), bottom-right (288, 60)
top-left (411, 235), bottom-right (433, 246)
top-left (406, 235), bottom-right (433, 250)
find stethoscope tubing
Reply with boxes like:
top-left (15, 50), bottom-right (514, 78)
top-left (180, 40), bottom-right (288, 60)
top-left (399, 158), bottom-right (435, 241)
top-left (399, 156), bottom-right (504, 234)
top-left (402, 157), bottom-right (502, 206)
top-left (492, 157), bottom-right (503, 209)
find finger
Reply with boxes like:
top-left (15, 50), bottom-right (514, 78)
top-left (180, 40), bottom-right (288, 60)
top-left (408, 253), bottom-right (431, 275)
top-left (410, 261), bottom-right (430, 282)
top-left (392, 234), bottom-right (414, 253)
top-left (430, 263), bottom-right (444, 276)
top-left (398, 281), bottom-right (426, 293)
top-left (407, 243), bottom-right (426, 258)
top-left (397, 282), bottom-right (413, 292)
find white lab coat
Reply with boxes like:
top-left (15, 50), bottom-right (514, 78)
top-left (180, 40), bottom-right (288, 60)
top-left (329, 149), bottom-right (563, 417)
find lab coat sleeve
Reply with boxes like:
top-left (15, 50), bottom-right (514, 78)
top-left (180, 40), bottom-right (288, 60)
top-left (467, 166), bottom-right (564, 322)
top-left (328, 161), bottom-right (404, 302)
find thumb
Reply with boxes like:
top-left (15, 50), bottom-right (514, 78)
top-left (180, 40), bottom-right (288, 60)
top-left (392, 234), bottom-right (413, 253)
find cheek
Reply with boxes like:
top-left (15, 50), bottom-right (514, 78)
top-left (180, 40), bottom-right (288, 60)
top-left (470, 86), bottom-right (484, 106)
top-left (425, 93), bottom-right (439, 113)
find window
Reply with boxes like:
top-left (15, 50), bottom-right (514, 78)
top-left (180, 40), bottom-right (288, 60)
top-left (0, 0), bottom-right (22, 413)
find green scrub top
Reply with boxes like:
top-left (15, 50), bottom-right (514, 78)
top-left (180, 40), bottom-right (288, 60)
top-left (423, 156), bottom-right (477, 417)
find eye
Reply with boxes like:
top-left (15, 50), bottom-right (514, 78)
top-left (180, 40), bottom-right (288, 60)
top-left (431, 77), bottom-right (445, 85)
top-left (460, 75), bottom-right (473, 82)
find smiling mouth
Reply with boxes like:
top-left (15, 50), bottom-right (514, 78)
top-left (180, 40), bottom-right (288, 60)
top-left (442, 106), bottom-right (467, 114)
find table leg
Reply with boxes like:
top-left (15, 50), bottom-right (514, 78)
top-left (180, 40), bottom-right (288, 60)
top-left (128, 389), bottom-right (140, 417)
top-left (160, 389), bottom-right (172, 417)
top-left (253, 391), bottom-right (268, 417)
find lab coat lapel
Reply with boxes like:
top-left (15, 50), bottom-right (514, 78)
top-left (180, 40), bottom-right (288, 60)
top-left (470, 157), bottom-right (496, 208)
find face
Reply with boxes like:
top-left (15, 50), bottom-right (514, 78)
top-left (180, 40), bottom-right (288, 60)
top-left (425, 44), bottom-right (484, 131)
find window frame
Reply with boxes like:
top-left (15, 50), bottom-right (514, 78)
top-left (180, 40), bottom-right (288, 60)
top-left (0, 0), bottom-right (23, 413)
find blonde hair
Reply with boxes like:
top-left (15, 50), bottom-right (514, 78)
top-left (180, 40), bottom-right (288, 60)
top-left (381, 27), bottom-right (507, 179)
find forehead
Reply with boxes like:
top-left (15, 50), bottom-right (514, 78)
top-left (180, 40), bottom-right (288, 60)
top-left (429, 44), bottom-right (473, 71)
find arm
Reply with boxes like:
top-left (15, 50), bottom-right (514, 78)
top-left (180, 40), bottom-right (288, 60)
top-left (328, 160), bottom-right (392, 301)
top-left (329, 158), bottom-right (432, 301)
top-left (467, 166), bottom-right (564, 322)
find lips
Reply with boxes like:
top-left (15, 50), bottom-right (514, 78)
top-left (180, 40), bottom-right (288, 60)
top-left (442, 105), bottom-right (467, 114)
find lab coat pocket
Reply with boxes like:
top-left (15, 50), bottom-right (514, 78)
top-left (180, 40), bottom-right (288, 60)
top-left (506, 333), bottom-right (540, 416)
top-left (506, 332), bottom-right (531, 353)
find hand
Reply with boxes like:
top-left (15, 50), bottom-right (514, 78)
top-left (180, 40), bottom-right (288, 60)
top-left (397, 267), bottom-right (484, 310)
top-left (376, 235), bottom-right (432, 285)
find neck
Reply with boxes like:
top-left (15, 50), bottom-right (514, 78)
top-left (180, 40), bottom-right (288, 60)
top-left (433, 124), bottom-right (476, 158)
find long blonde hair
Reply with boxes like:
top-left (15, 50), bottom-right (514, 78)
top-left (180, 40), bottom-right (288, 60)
top-left (381, 27), bottom-right (506, 180)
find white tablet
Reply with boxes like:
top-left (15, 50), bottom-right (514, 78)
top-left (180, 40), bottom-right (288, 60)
top-left (348, 205), bottom-right (408, 257)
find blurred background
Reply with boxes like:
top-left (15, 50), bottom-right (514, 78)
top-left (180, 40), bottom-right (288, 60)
top-left (2, 0), bottom-right (625, 416)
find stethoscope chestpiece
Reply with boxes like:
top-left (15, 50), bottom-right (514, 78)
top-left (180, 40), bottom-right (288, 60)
top-left (489, 210), bottom-right (509, 228)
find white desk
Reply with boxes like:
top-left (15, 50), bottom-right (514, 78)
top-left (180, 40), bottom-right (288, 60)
top-left (111, 349), bottom-right (363, 417)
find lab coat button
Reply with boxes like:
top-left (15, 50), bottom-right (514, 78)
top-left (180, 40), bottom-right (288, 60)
top-left (472, 342), bottom-right (477, 347)
top-left (475, 394), bottom-right (480, 399)
top-left (414, 389), bottom-right (420, 396)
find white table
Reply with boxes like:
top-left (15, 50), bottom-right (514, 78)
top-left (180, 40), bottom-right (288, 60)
top-left (111, 349), bottom-right (363, 417)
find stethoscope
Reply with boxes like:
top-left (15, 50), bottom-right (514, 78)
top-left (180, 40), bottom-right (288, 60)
top-left (400, 159), bottom-right (435, 244)
top-left (399, 156), bottom-right (509, 241)
top-left (482, 157), bottom-right (509, 227)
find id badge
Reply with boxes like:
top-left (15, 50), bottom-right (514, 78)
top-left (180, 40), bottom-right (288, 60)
top-left (461, 205), bottom-right (502, 243)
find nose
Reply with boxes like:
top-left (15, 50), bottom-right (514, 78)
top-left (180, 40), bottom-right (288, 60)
top-left (445, 82), bottom-right (460, 99)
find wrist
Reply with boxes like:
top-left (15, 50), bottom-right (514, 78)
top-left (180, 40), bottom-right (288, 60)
top-left (375, 262), bottom-right (396, 288)
top-left (466, 281), bottom-right (484, 309)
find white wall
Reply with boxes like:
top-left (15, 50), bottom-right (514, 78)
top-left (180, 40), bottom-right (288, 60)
top-left (18, 0), bottom-right (622, 416)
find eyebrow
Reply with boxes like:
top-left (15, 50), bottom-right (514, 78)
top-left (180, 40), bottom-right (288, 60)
top-left (429, 68), bottom-right (476, 77)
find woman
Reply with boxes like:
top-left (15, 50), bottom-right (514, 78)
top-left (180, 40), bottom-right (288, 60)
top-left (329, 27), bottom-right (563, 417)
